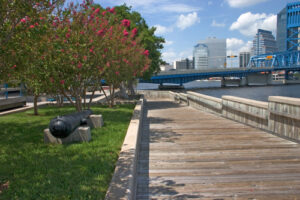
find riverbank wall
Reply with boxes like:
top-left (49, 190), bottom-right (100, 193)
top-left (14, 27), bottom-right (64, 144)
top-left (139, 90), bottom-right (300, 143)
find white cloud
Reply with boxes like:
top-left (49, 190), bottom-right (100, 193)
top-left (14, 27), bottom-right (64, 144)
top-left (164, 40), bottom-right (174, 46)
top-left (230, 12), bottom-right (276, 37)
top-left (226, 38), bottom-right (252, 55)
top-left (162, 48), bottom-right (193, 63)
top-left (162, 51), bottom-right (177, 64)
top-left (211, 20), bottom-right (225, 27)
top-left (226, 0), bottom-right (269, 8)
top-left (208, 1), bottom-right (213, 5)
top-left (176, 12), bottom-right (200, 30)
top-left (160, 4), bottom-right (201, 13)
top-left (154, 25), bottom-right (173, 35)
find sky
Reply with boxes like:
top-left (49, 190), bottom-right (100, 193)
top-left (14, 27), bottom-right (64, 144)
top-left (68, 0), bottom-right (295, 66)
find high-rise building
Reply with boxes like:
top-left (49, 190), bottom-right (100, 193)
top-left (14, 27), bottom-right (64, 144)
top-left (277, 7), bottom-right (287, 51)
top-left (239, 52), bottom-right (250, 68)
top-left (252, 29), bottom-right (277, 56)
top-left (174, 58), bottom-right (193, 70)
top-left (286, 2), bottom-right (300, 51)
top-left (193, 37), bottom-right (226, 70)
top-left (193, 44), bottom-right (208, 69)
top-left (276, 2), bottom-right (300, 51)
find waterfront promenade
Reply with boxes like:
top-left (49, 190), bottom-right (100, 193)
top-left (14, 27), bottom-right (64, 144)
top-left (136, 99), bottom-right (300, 199)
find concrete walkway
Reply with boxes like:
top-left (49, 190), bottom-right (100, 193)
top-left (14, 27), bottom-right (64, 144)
top-left (136, 100), bottom-right (300, 199)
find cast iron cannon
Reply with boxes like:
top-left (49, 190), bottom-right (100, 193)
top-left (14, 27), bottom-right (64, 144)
top-left (49, 109), bottom-right (93, 138)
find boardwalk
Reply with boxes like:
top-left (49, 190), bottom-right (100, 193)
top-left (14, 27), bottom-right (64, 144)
top-left (136, 100), bottom-right (300, 199)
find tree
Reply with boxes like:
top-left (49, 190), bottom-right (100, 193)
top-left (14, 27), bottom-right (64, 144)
top-left (1, 1), bottom-right (64, 115)
top-left (114, 5), bottom-right (165, 94)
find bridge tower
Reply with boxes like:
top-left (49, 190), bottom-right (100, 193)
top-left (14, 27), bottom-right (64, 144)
top-left (286, 2), bottom-right (300, 51)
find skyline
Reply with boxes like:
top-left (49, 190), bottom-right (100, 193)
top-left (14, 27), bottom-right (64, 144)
top-left (68, 0), bottom-right (294, 64)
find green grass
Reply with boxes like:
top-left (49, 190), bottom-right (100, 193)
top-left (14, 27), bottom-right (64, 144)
top-left (0, 104), bottom-right (135, 200)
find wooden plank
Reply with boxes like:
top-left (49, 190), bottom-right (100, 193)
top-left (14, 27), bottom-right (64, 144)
top-left (135, 100), bottom-right (300, 199)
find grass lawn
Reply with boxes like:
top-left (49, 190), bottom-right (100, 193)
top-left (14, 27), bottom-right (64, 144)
top-left (0, 104), bottom-right (135, 200)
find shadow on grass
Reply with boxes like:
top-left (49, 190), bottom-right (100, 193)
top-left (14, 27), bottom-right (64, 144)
top-left (0, 104), bottom-right (135, 200)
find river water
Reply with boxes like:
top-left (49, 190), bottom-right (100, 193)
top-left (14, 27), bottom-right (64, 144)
top-left (137, 81), bottom-right (300, 102)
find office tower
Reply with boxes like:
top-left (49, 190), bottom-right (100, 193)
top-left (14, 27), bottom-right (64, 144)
top-left (239, 52), bottom-right (250, 68)
top-left (193, 37), bottom-right (226, 70)
top-left (174, 58), bottom-right (193, 70)
top-left (252, 29), bottom-right (277, 56)
top-left (277, 7), bottom-right (287, 51)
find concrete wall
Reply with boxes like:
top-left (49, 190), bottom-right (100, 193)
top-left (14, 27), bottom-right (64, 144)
top-left (222, 96), bottom-right (269, 130)
top-left (268, 96), bottom-right (300, 141)
top-left (138, 90), bottom-right (172, 100)
top-left (141, 90), bottom-right (300, 143)
top-left (187, 91), bottom-right (222, 114)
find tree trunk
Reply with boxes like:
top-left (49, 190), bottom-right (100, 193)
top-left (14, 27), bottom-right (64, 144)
top-left (109, 85), bottom-right (115, 108)
top-left (33, 94), bottom-right (39, 115)
top-left (88, 85), bottom-right (97, 109)
top-left (100, 85), bottom-right (109, 104)
top-left (127, 80), bottom-right (136, 96)
top-left (119, 82), bottom-right (129, 99)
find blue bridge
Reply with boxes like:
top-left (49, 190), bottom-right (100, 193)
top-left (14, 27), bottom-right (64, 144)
top-left (141, 2), bottom-right (300, 86)
top-left (140, 50), bottom-right (300, 86)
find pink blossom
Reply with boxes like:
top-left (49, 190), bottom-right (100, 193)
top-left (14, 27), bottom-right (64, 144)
top-left (11, 65), bottom-right (16, 69)
top-left (102, 11), bottom-right (107, 16)
top-left (60, 80), bottom-right (65, 85)
top-left (97, 29), bottom-right (104, 36)
top-left (123, 29), bottom-right (129, 37)
top-left (115, 71), bottom-right (120, 75)
top-left (80, 31), bottom-right (85, 35)
top-left (106, 7), bottom-right (111, 10)
top-left (61, 49), bottom-right (64, 53)
top-left (143, 50), bottom-right (149, 57)
top-left (83, 56), bottom-right (87, 61)
top-left (89, 48), bottom-right (94, 53)
top-left (131, 41), bottom-right (136, 46)
top-left (39, 17), bottom-right (44, 20)
top-left (106, 62), bottom-right (110, 67)
top-left (66, 33), bottom-right (70, 38)
top-left (109, 7), bottom-right (115, 14)
top-left (131, 28), bottom-right (138, 37)
top-left (121, 19), bottom-right (130, 27)
top-left (29, 25), bottom-right (35, 29)
top-left (78, 62), bottom-right (82, 68)
top-left (63, 39), bottom-right (67, 43)
top-left (20, 18), bottom-right (26, 23)
top-left (94, 8), bottom-right (100, 14)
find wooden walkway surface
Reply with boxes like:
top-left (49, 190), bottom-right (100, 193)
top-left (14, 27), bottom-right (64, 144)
top-left (136, 100), bottom-right (300, 200)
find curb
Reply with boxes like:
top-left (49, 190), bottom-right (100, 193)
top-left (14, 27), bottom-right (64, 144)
top-left (105, 97), bottom-right (144, 200)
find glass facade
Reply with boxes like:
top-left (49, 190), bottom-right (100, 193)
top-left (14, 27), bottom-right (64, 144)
top-left (277, 7), bottom-right (287, 51)
top-left (239, 52), bottom-right (250, 68)
top-left (252, 29), bottom-right (277, 56)
top-left (193, 37), bottom-right (226, 70)
top-left (193, 44), bottom-right (208, 69)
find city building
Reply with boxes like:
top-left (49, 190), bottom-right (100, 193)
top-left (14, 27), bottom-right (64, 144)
top-left (252, 29), bottom-right (277, 56)
top-left (174, 58), bottom-right (193, 70)
top-left (193, 44), bottom-right (208, 69)
top-left (160, 64), bottom-right (174, 72)
top-left (193, 37), bottom-right (226, 70)
top-left (276, 2), bottom-right (300, 52)
top-left (277, 7), bottom-right (287, 51)
top-left (239, 52), bottom-right (250, 68)
top-left (286, 2), bottom-right (300, 51)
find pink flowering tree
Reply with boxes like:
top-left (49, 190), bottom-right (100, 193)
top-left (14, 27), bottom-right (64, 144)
top-left (2, 1), bottom-right (64, 115)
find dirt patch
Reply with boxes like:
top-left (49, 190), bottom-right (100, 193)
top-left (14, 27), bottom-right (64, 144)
top-left (0, 181), bottom-right (9, 194)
